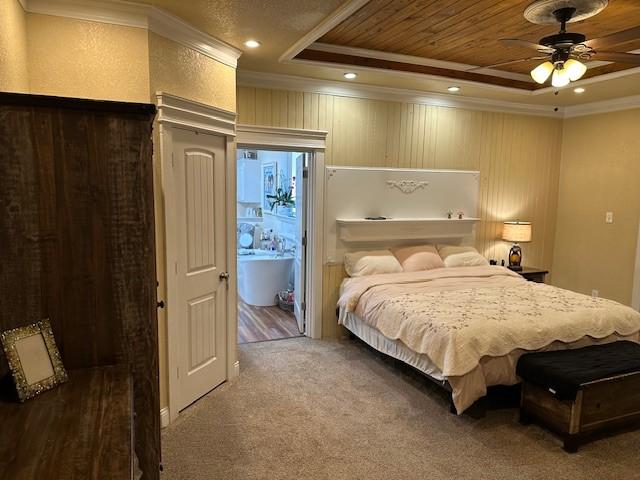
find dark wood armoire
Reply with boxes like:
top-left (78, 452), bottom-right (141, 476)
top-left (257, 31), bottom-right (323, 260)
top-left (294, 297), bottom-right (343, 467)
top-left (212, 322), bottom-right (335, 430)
top-left (0, 92), bottom-right (160, 479)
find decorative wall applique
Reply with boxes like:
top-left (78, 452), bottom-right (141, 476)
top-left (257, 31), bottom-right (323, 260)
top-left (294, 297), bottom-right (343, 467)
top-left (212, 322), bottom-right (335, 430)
top-left (386, 180), bottom-right (429, 194)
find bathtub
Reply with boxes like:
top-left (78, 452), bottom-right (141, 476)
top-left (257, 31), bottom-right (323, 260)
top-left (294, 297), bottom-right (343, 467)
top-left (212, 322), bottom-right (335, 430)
top-left (237, 250), bottom-right (294, 306)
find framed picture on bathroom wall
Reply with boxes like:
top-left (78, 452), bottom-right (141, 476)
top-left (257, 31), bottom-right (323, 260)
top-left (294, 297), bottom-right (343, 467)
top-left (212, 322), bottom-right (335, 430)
top-left (262, 162), bottom-right (277, 211)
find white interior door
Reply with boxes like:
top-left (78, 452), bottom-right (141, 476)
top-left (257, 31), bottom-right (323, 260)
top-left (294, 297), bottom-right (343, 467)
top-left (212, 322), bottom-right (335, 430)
top-left (294, 153), bottom-right (307, 333)
top-left (173, 128), bottom-right (227, 411)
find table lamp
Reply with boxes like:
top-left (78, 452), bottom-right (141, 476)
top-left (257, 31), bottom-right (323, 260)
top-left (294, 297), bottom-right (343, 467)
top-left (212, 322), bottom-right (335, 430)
top-left (502, 221), bottom-right (531, 271)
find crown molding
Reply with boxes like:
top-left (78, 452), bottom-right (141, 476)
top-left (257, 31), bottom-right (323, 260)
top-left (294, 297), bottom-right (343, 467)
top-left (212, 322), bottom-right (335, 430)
top-left (19, 0), bottom-right (242, 68)
top-left (563, 94), bottom-right (640, 118)
top-left (237, 70), bottom-right (564, 118)
top-left (237, 125), bottom-right (328, 150)
top-left (156, 92), bottom-right (237, 136)
top-left (307, 43), bottom-right (534, 84)
top-left (279, 0), bottom-right (370, 62)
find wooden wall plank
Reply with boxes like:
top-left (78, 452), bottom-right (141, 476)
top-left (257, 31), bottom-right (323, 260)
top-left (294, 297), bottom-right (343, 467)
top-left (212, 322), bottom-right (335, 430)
top-left (237, 86), bottom-right (563, 336)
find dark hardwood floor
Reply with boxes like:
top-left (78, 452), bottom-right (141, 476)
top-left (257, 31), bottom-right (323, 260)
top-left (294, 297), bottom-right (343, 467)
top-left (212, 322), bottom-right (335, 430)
top-left (238, 300), bottom-right (302, 344)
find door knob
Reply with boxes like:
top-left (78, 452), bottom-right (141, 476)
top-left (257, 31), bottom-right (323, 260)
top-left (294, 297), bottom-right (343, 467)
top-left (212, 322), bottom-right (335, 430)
top-left (219, 272), bottom-right (230, 280)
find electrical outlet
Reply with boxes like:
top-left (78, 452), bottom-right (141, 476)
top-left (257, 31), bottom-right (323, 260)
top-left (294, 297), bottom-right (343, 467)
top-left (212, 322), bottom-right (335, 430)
top-left (592, 289), bottom-right (599, 298)
top-left (605, 212), bottom-right (614, 224)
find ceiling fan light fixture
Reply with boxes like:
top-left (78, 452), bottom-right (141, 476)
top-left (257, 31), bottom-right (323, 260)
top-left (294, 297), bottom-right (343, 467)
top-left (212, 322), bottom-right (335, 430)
top-left (564, 58), bottom-right (587, 81)
top-left (530, 61), bottom-right (554, 84)
top-left (552, 66), bottom-right (571, 88)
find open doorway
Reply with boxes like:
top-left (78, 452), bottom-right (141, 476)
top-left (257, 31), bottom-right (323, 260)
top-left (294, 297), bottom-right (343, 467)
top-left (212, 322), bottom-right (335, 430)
top-left (236, 148), bottom-right (308, 344)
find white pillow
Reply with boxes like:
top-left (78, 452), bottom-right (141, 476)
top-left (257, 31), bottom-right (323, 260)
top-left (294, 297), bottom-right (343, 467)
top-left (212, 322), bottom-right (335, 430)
top-left (344, 250), bottom-right (403, 277)
top-left (437, 244), bottom-right (479, 260)
top-left (443, 251), bottom-right (489, 268)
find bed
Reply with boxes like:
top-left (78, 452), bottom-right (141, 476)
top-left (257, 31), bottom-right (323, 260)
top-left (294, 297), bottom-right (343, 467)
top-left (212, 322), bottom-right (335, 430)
top-left (337, 266), bottom-right (640, 414)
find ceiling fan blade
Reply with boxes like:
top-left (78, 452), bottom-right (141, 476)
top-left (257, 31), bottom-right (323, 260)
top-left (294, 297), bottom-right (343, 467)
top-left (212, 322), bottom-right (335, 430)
top-left (584, 26), bottom-right (640, 51)
top-left (590, 51), bottom-right (640, 65)
top-left (467, 57), bottom-right (548, 72)
top-left (499, 38), bottom-right (554, 53)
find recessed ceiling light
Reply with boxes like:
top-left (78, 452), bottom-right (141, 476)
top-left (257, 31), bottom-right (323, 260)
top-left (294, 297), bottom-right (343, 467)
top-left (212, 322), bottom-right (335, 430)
top-left (244, 40), bottom-right (261, 48)
top-left (573, 87), bottom-right (586, 94)
top-left (344, 72), bottom-right (357, 80)
top-left (448, 86), bottom-right (460, 92)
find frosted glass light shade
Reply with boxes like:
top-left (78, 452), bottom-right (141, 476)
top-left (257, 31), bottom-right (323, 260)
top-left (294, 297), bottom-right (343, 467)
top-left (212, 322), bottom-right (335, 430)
top-left (552, 67), bottom-right (570, 87)
top-left (530, 61), bottom-right (554, 84)
top-left (502, 221), bottom-right (532, 243)
top-left (564, 59), bottom-right (587, 81)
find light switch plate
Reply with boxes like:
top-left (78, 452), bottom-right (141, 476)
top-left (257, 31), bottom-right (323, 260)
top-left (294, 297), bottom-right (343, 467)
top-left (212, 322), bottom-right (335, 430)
top-left (605, 212), bottom-right (614, 224)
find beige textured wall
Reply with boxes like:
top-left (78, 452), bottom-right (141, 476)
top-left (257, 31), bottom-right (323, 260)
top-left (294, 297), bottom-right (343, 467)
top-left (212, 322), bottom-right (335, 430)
top-left (26, 14), bottom-right (150, 102)
top-left (148, 32), bottom-right (236, 111)
top-left (0, 0), bottom-right (29, 92)
top-left (148, 32), bottom-right (237, 409)
top-left (237, 86), bottom-right (564, 337)
top-left (553, 109), bottom-right (640, 304)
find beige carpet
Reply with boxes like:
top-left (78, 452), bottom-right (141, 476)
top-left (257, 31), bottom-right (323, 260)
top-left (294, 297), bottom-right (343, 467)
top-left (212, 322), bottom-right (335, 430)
top-left (161, 338), bottom-right (640, 480)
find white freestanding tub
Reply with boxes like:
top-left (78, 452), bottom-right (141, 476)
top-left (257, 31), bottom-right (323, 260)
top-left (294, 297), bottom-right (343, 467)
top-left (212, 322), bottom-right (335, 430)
top-left (237, 251), bottom-right (294, 306)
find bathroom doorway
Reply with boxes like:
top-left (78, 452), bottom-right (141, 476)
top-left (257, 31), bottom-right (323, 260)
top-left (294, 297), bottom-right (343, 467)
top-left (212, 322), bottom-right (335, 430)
top-left (236, 148), bottom-right (308, 344)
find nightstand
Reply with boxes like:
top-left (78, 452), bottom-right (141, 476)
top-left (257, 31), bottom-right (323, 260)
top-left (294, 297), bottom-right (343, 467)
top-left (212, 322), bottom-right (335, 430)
top-left (513, 267), bottom-right (548, 283)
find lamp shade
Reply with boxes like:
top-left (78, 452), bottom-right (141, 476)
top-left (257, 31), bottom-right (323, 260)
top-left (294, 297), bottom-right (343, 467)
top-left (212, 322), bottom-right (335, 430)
top-left (502, 221), bottom-right (532, 243)
top-left (564, 59), bottom-right (587, 81)
top-left (551, 67), bottom-right (570, 88)
top-left (530, 61), bottom-right (554, 84)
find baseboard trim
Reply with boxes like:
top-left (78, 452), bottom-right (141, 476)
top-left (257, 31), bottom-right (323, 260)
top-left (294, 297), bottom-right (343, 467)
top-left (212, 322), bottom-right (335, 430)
top-left (232, 360), bottom-right (240, 379)
top-left (160, 407), bottom-right (170, 428)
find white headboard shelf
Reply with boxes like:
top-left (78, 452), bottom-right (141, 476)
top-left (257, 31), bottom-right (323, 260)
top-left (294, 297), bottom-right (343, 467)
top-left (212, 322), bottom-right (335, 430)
top-left (336, 218), bottom-right (480, 242)
top-left (325, 166), bottom-right (480, 264)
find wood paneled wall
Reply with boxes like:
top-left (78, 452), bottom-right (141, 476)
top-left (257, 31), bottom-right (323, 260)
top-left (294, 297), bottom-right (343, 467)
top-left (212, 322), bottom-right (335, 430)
top-left (237, 86), bottom-right (564, 337)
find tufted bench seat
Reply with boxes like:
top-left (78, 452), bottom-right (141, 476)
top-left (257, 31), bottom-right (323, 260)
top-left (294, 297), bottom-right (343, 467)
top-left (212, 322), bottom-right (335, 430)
top-left (517, 341), bottom-right (640, 452)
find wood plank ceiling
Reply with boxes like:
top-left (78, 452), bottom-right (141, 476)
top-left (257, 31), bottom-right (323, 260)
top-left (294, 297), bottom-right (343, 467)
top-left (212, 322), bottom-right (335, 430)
top-left (296, 0), bottom-right (640, 90)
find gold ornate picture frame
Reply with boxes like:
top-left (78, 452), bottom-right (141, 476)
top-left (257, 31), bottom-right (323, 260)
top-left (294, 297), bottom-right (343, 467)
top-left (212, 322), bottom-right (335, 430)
top-left (0, 319), bottom-right (68, 402)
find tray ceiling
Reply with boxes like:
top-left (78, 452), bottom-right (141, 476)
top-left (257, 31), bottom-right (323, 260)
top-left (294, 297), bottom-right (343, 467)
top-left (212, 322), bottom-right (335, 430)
top-left (295, 0), bottom-right (640, 90)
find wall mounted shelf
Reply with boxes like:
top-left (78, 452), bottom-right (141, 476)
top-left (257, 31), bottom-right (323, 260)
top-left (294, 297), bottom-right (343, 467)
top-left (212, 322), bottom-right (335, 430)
top-left (336, 217), bottom-right (481, 242)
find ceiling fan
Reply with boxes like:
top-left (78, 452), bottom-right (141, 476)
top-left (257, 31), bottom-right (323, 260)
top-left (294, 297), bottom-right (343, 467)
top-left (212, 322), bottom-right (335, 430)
top-left (470, 0), bottom-right (640, 87)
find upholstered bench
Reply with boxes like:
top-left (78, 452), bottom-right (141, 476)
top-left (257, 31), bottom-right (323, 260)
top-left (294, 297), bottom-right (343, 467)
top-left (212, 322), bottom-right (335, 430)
top-left (517, 341), bottom-right (640, 452)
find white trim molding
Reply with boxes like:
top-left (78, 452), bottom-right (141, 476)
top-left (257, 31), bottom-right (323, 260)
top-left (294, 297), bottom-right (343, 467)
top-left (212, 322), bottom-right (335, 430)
top-left (306, 42), bottom-right (533, 84)
top-left (231, 360), bottom-right (240, 379)
top-left (238, 70), bottom-right (564, 118)
top-left (236, 124), bottom-right (328, 150)
top-left (305, 43), bottom-right (640, 97)
top-left (160, 407), bottom-right (170, 429)
top-left (279, 0), bottom-right (370, 62)
top-left (156, 92), bottom-right (237, 137)
top-left (236, 125), bottom-right (327, 340)
top-left (19, 0), bottom-right (242, 68)
top-left (563, 94), bottom-right (640, 118)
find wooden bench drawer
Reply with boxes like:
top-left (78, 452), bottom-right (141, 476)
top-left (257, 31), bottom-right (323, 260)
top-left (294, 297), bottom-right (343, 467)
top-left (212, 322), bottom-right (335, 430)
top-left (581, 372), bottom-right (640, 429)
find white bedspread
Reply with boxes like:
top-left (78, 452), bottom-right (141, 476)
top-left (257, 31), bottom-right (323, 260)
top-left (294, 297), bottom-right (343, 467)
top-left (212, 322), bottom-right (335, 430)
top-left (338, 266), bottom-right (640, 412)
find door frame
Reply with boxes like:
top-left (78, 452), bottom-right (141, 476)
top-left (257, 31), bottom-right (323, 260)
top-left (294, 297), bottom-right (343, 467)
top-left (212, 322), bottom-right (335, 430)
top-left (236, 124), bottom-right (328, 340)
top-left (157, 92), bottom-right (238, 423)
